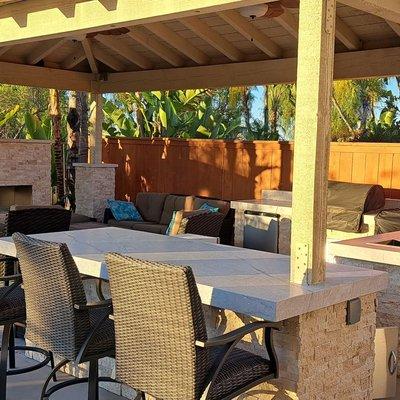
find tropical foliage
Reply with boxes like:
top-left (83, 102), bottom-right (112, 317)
top-left (0, 77), bottom-right (399, 143)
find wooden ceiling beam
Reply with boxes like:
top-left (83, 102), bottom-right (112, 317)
top-left (96, 46), bottom-right (400, 93)
top-left (274, 9), bottom-right (298, 38)
top-left (92, 43), bottom-right (127, 72)
top-left (82, 38), bottom-right (99, 74)
top-left (218, 10), bottom-right (282, 58)
top-left (0, 45), bottom-right (12, 56)
top-left (145, 22), bottom-right (209, 64)
top-left (95, 34), bottom-right (153, 70)
top-left (339, 0), bottom-right (400, 25)
top-left (0, 0), bottom-right (274, 46)
top-left (181, 16), bottom-right (244, 62)
top-left (128, 27), bottom-right (185, 67)
top-left (0, 60), bottom-right (94, 91)
top-left (27, 37), bottom-right (67, 65)
top-left (386, 19), bottom-right (400, 36)
top-left (335, 16), bottom-right (362, 50)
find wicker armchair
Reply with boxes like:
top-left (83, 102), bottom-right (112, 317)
top-left (0, 274), bottom-right (52, 399)
top-left (0, 207), bottom-right (72, 275)
top-left (106, 253), bottom-right (279, 400)
top-left (185, 212), bottom-right (225, 238)
top-left (13, 233), bottom-right (115, 400)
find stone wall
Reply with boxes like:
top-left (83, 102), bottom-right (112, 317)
top-left (204, 294), bottom-right (376, 400)
top-left (74, 163), bottom-right (117, 221)
top-left (336, 256), bottom-right (400, 377)
top-left (0, 139), bottom-right (52, 205)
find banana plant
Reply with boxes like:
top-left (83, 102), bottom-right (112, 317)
top-left (0, 105), bottom-right (20, 128)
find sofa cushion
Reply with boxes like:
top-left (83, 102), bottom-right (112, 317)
top-left (131, 222), bottom-right (168, 235)
top-left (107, 219), bottom-right (140, 229)
top-left (159, 195), bottom-right (195, 225)
top-left (135, 192), bottom-right (168, 223)
top-left (107, 200), bottom-right (143, 222)
top-left (193, 198), bottom-right (230, 216)
top-left (166, 209), bottom-right (208, 236)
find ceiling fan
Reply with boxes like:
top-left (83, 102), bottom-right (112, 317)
top-left (240, 0), bottom-right (299, 19)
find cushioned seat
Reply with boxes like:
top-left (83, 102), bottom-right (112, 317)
top-left (107, 219), bottom-right (142, 229)
top-left (208, 348), bottom-right (274, 400)
top-left (135, 193), bottom-right (168, 223)
top-left (0, 286), bottom-right (25, 324)
top-left (131, 223), bottom-right (168, 235)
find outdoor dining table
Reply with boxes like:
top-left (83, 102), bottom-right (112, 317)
top-left (0, 227), bottom-right (388, 399)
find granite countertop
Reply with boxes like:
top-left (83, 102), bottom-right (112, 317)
top-left (231, 198), bottom-right (293, 215)
top-left (329, 231), bottom-right (400, 266)
top-left (0, 227), bottom-right (388, 322)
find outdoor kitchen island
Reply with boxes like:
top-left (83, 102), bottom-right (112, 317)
top-left (0, 227), bottom-right (388, 400)
top-left (329, 231), bottom-right (400, 379)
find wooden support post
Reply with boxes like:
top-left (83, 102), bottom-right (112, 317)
top-left (290, 0), bottom-right (336, 285)
top-left (89, 93), bottom-right (103, 164)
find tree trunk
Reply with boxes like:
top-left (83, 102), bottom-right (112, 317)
top-left (77, 92), bottom-right (89, 162)
top-left (135, 91), bottom-right (146, 138)
top-left (67, 92), bottom-right (80, 159)
top-left (49, 89), bottom-right (64, 202)
top-left (332, 94), bottom-right (354, 134)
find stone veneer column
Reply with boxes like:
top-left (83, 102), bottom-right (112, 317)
top-left (204, 294), bottom-right (376, 400)
top-left (74, 163), bottom-right (118, 221)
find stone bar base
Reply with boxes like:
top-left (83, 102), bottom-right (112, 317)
top-left (74, 163), bottom-right (117, 221)
top-left (336, 256), bottom-right (400, 377)
top-left (27, 282), bottom-right (377, 400)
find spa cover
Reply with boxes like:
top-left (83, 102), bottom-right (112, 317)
top-left (327, 181), bottom-right (385, 233)
top-left (375, 209), bottom-right (400, 234)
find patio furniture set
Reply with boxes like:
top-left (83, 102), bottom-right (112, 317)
top-left (0, 206), bottom-right (281, 400)
top-left (0, 205), bottom-right (388, 399)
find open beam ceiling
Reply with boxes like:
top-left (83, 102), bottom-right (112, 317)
top-left (0, 0), bottom-right (274, 46)
top-left (339, 0), bottom-right (400, 24)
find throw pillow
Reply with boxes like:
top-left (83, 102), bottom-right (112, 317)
top-left (166, 209), bottom-right (207, 236)
top-left (107, 200), bottom-right (143, 222)
top-left (199, 203), bottom-right (219, 213)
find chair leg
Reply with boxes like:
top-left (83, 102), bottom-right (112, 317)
top-left (0, 324), bottom-right (12, 400)
top-left (40, 358), bottom-right (69, 400)
top-left (88, 359), bottom-right (99, 400)
top-left (48, 352), bottom-right (57, 382)
top-left (8, 324), bottom-right (15, 369)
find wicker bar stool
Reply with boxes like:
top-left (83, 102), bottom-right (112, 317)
top-left (13, 233), bottom-right (116, 400)
top-left (0, 273), bottom-right (53, 400)
top-left (106, 253), bottom-right (280, 400)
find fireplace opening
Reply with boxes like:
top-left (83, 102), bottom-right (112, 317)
top-left (0, 185), bottom-right (33, 211)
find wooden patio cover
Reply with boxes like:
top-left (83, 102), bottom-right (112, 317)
top-left (0, 0), bottom-right (399, 285)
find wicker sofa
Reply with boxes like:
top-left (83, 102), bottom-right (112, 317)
top-left (104, 193), bottom-right (234, 244)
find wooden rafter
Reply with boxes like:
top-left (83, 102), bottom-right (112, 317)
top-left (386, 19), bottom-right (400, 36)
top-left (0, 0), bottom-right (274, 46)
top-left (181, 16), bottom-right (243, 62)
top-left (81, 38), bottom-right (99, 74)
top-left (218, 10), bottom-right (282, 58)
top-left (95, 34), bottom-right (153, 70)
top-left (27, 38), bottom-right (67, 65)
top-left (145, 22), bottom-right (209, 64)
top-left (335, 17), bottom-right (362, 50)
top-left (128, 27), bottom-right (185, 67)
top-left (61, 46), bottom-right (86, 70)
top-left (92, 43), bottom-right (127, 72)
top-left (0, 45), bottom-right (12, 56)
top-left (274, 9), bottom-right (298, 38)
top-left (339, 0), bottom-right (400, 25)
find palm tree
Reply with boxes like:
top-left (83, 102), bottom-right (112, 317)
top-left (49, 89), bottom-right (64, 202)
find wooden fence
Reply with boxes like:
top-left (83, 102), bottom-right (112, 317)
top-left (102, 138), bottom-right (400, 201)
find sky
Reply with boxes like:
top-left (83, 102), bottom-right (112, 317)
top-left (250, 77), bottom-right (400, 123)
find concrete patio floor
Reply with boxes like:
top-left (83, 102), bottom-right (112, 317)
top-left (6, 351), bottom-right (124, 400)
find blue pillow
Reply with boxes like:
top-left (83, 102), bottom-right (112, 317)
top-left (199, 203), bottom-right (219, 213)
top-left (107, 200), bottom-right (143, 222)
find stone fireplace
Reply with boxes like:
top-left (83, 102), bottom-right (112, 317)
top-left (0, 139), bottom-right (52, 209)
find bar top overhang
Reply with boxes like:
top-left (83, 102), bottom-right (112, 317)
top-left (0, 227), bottom-right (388, 322)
